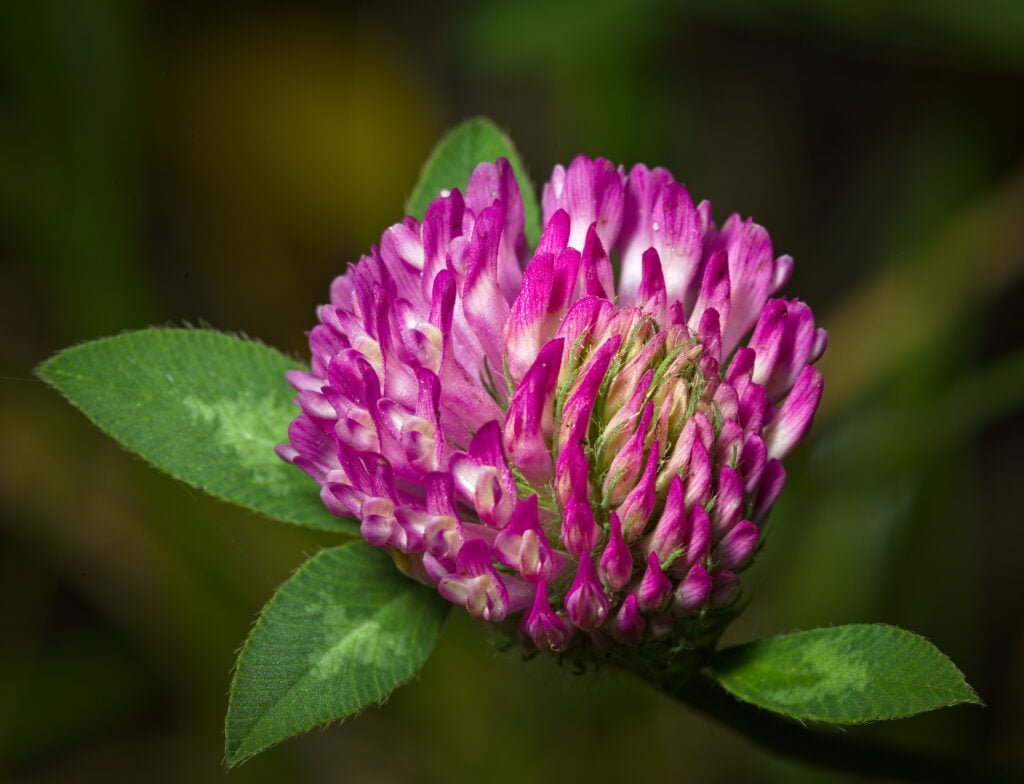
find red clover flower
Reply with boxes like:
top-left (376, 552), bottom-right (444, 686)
top-left (277, 156), bottom-right (826, 653)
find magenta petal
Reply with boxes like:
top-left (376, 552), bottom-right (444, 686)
top-left (711, 214), bottom-right (775, 355)
top-left (459, 201), bottom-right (512, 371)
top-left (598, 511), bottom-right (633, 591)
top-left (422, 551), bottom-right (454, 585)
top-left (605, 338), bottom-right (663, 416)
top-left (464, 158), bottom-right (526, 301)
top-left (684, 439), bottom-right (712, 510)
top-left (698, 355), bottom-right (720, 399)
top-left (725, 346), bottom-right (755, 386)
top-left (359, 502), bottom-right (399, 548)
top-left (673, 564), bottom-right (712, 614)
top-left (280, 415), bottom-right (337, 483)
top-left (603, 403), bottom-right (654, 507)
top-left (460, 520), bottom-right (499, 549)
top-left (738, 380), bottom-right (769, 433)
top-left (636, 552), bottom-right (673, 613)
top-left (713, 382), bottom-right (739, 423)
top-left (684, 504), bottom-right (711, 569)
top-left (468, 421), bottom-right (517, 497)
top-left (521, 580), bottom-right (572, 652)
top-left (601, 369), bottom-right (655, 456)
top-left (367, 453), bottom-right (397, 499)
top-left (749, 299), bottom-right (788, 388)
top-left (696, 308), bottom-right (722, 366)
top-left (611, 594), bottom-right (645, 645)
top-left (376, 400), bottom-right (422, 473)
top-left (501, 574), bottom-right (536, 615)
top-left (542, 155), bottom-right (625, 251)
top-left (551, 247), bottom-right (582, 316)
top-left (555, 439), bottom-right (591, 507)
top-left (581, 224), bottom-right (614, 299)
top-left (287, 368), bottom-right (325, 393)
top-left (428, 268), bottom-right (457, 338)
top-left (753, 459), bottom-right (786, 523)
top-left (453, 537), bottom-right (492, 576)
top-left (771, 254), bottom-right (793, 293)
top-left (421, 189), bottom-right (466, 295)
top-left (712, 465), bottom-right (745, 537)
top-left (714, 420), bottom-right (744, 470)
top-left (710, 570), bottom-right (740, 608)
top-left (716, 520), bottom-right (760, 570)
top-left (644, 474), bottom-right (687, 563)
top-left (617, 440), bottom-right (660, 543)
top-left (504, 338), bottom-right (564, 486)
top-left (494, 495), bottom-right (566, 583)
top-left (558, 335), bottom-right (622, 451)
top-left (652, 181), bottom-right (704, 308)
top-left (502, 242), bottom-right (579, 384)
top-left (638, 248), bottom-right (668, 321)
top-left (332, 444), bottom-right (370, 494)
top-left (689, 250), bottom-right (731, 342)
top-left (618, 164), bottom-right (675, 298)
top-left (667, 301), bottom-right (687, 326)
top-left (423, 511), bottom-right (461, 564)
top-left (449, 454), bottom-right (505, 529)
top-left (504, 252), bottom-right (557, 383)
top-left (738, 432), bottom-right (767, 495)
top-left (811, 327), bottom-right (829, 364)
top-left (658, 413), bottom-right (698, 492)
top-left (538, 207), bottom-right (571, 254)
top-left (380, 220), bottom-right (425, 296)
top-left (565, 554), bottom-right (610, 631)
top-left (425, 472), bottom-right (457, 515)
top-left (413, 369), bottom-right (443, 469)
top-left (769, 299), bottom-right (819, 400)
top-left (562, 495), bottom-right (599, 557)
top-left (556, 295), bottom-right (614, 356)
top-left (395, 505), bottom-right (446, 555)
top-left (764, 365), bottom-right (824, 460)
top-left (619, 168), bottom-right (702, 308)
top-left (439, 539), bottom-right (510, 622)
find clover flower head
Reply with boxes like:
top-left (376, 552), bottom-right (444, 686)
top-left (278, 155), bottom-right (826, 654)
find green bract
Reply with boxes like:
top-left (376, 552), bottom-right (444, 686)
top-left (714, 624), bottom-right (981, 723)
top-left (225, 542), bottom-right (448, 766)
top-left (38, 328), bottom-right (354, 533)
top-left (405, 116), bottom-right (541, 244)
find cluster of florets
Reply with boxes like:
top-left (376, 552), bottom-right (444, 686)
top-left (278, 156), bottom-right (825, 652)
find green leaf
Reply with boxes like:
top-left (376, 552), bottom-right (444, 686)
top-left (712, 624), bottom-right (981, 724)
top-left (36, 328), bottom-right (353, 533)
top-left (224, 542), bottom-right (449, 766)
top-left (406, 116), bottom-right (542, 246)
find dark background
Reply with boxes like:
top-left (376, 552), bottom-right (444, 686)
top-left (2, 1), bottom-right (1024, 781)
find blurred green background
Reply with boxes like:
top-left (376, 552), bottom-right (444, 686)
top-left (3, 1), bottom-right (1024, 781)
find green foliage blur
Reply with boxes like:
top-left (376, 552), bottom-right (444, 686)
top-left (2, 1), bottom-right (1023, 781)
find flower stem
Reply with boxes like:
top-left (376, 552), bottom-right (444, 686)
top-left (650, 671), bottom-right (1009, 781)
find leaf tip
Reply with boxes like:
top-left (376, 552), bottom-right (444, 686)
top-left (34, 346), bottom-right (70, 387)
